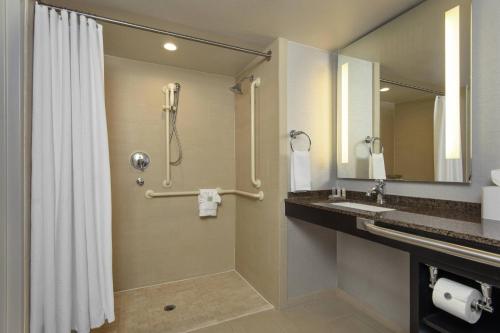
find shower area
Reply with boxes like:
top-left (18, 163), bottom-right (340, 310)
top-left (29, 2), bottom-right (287, 333)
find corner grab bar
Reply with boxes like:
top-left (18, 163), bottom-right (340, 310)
top-left (145, 188), bottom-right (264, 201)
top-left (250, 77), bottom-right (261, 188)
top-left (363, 221), bottom-right (500, 268)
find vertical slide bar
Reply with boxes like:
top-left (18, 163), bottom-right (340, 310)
top-left (250, 78), bottom-right (261, 188)
top-left (162, 86), bottom-right (172, 187)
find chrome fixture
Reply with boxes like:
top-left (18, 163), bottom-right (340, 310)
top-left (289, 130), bottom-right (312, 152)
top-left (229, 75), bottom-right (254, 94)
top-left (428, 266), bottom-right (438, 288)
top-left (130, 152), bottom-right (151, 172)
top-left (136, 177), bottom-right (145, 186)
top-left (366, 179), bottom-right (385, 205)
top-left (36, 1), bottom-right (272, 60)
top-left (472, 281), bottom-right (494, 313)
top-left (364, 136), bottom-right (384, 155)
top-left (163, 83), bottom-right (183, 166)
top-left (427, 267), bottom-right (494, 313)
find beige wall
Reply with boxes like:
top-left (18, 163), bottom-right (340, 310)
top-left (105, 55), bottom-right (236, 291)
top-left (393, 98), bottom-right (435, 181)
top-left (337, 234), bottom-right (410, 332)
top-left (286, 41), bottom-right (337, 302)
top-left (235, 39), bottom-right (285, 306)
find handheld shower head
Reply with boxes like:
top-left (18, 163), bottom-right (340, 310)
top-left (166, 82), bottom-right (181, 112)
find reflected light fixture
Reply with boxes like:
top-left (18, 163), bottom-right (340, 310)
top-left (445, 5), bottom-right (461, 159)
top-left (163, 42), bottom-right (177, 51)
top-left (341, 62), bottom-right (349, 164)
top-left (380, 87), bottom-right (390, 92)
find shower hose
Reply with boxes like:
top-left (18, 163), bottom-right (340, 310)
top-left (169, 109), bottom-right (182, 166)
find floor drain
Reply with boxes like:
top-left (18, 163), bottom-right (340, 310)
top-left (164, 304), bottom-right (176, 312)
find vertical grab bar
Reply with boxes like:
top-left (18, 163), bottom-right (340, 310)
top-left (162, 86), bottom-right (172, 187)
top-left (250, 77), bottom-right (262, 188)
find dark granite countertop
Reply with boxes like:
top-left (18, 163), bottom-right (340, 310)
top-left (285, 191), bottom-right (500, 251)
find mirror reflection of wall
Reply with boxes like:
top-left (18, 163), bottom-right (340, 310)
top-left (336, 0), bottom-right (471, 183)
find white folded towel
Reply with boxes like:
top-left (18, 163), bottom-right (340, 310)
top-left (369, 153), bottom-right (386, 180)
top-left (291, 150), bottom-right (312, 192)
top-left (198, 189), bottom-right (222, 217)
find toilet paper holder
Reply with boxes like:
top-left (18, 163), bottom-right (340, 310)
top-left (427, 265), bottom-right (494, 313)
top-left (472, 282), bottom-right (494, 313)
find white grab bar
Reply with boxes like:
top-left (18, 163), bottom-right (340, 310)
top-left (250, 77), bottom-right (261, 188)
top-left (162, 85), bottom-right (172, 187)
top-left (145, 188), bottom-right (264, 200)
top-left (363, 220), bottom-right (500, 268)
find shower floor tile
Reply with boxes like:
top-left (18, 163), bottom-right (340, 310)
top-left (92, 270), bottom-right (273, 333)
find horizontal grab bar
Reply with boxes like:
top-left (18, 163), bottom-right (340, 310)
top-left (363, 221), bottom-right (500, 268)
top-left (145, 188), bottom-right (264, 201)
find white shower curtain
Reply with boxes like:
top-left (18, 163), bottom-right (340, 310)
top-left (31, 4), bottom-right (114, 333)
top-left (433, 96), bottom-right (463, 182)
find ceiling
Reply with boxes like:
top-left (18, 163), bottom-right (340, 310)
top-left (46, 0), bottom-right (422, 76)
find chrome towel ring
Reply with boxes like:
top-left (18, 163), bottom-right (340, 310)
top-left (364, 136), bottom-right (384, 155)
top-left (289, 130), bottom-right (311, 152)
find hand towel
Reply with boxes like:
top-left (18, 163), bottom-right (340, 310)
top-left (198, 189), bottom-right (222, 217)
top-left (291, 151), bottom-right (312, 192)
top-left (369, 153), bottom-right (386, 180)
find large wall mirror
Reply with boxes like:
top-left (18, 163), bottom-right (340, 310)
top-left (337, 0), bottom-right (471, 183)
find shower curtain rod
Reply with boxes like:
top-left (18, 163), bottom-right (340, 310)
top-left (380, 78), bottom-right (444, 96)
top-left (36, 1), bottom-right (272, 61)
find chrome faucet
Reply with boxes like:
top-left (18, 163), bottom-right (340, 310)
top-left (366, 179), bottom-right (385, 205)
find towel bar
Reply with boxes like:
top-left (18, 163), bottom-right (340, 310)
top-left (363, 220), bottom-right (500, 268)
top-left (364, 136), bottom-right (384, 155)
top-left (145, 188), bottom-right (264, 200)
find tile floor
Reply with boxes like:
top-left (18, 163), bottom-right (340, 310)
top-left (93, 270), bottom-right (396, 333)
top-left (192, 291), bottom-right (396, 333)
top-left (92, 271), bottom-right (273, 333)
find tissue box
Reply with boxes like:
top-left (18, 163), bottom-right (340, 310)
top-left (482, 186), bottom-right (500, 222)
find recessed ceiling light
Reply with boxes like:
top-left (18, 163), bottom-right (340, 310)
top-left (163, 42), bottom-right (177, 51)
top-left (380, 87), bottom-right (390, 92)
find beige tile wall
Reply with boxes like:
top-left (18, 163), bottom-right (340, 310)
top-left (234, 40), bottom-right (285, 307)
top-left (104, 55), bottom-right (236, 291)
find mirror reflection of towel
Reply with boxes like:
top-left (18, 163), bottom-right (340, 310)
top-left (291, 151), bottom-right (312, 192)
top-left (369, 153), bottom-right (386, 180)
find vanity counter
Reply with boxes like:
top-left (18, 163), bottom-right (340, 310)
top-left (285, 192), bottom-right (500, 253)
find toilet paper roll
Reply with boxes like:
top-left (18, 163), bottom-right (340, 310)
top-left (432, 278), bottom-right (483, 324)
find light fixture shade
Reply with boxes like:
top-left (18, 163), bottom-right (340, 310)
top-left (341, 62), bottom-right (349, 164)
top-left (163, 42), bottom-right (177, 51)
top-left (445, 5), bottom-right (461, 160)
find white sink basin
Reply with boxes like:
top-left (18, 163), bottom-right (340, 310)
top-left (329, 202), bottom-right (395, 213)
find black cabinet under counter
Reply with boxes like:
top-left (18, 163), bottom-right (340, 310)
top-left (411, 255), bottom-right (500, 333)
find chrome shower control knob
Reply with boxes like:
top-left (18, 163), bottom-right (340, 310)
top-left (136, 177), bottom-right (145, 186)
top-left (130, 152), bottom-right (151, 171)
